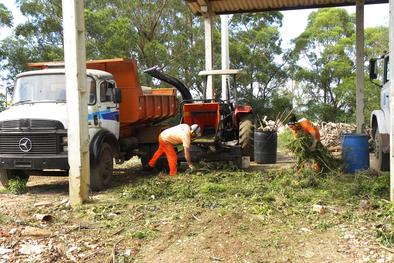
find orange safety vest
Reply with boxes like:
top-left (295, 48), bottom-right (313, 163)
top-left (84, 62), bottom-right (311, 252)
top-left (291, 118), bottom-right (320, 141)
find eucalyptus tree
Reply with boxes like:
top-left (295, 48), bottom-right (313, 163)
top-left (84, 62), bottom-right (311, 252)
top-left (229, 12), bottom-right (287, 116)
top-left (0, 3), bottom-right (13, 28)
top-left (290, 8), bottom-right (388, 122)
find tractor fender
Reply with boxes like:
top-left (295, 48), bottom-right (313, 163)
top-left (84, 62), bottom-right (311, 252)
top-left (371, 110), bottom-right (390, 154)
top-left (90, 129), bottom-right (120, 164)
top-left (234, 105), bottom-right (253, 124)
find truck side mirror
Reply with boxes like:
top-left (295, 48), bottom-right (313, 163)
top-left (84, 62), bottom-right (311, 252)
top-left (369, 58), bottom-right (378, 80)
top-left (113, 88), bottom-right (121, 103)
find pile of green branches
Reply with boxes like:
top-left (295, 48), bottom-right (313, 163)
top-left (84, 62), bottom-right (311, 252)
top-left (286, 133), bottom-right (342, 173)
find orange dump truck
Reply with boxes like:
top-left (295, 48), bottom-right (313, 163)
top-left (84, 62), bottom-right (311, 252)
top-left (0, 58), bottom-right (178, 190)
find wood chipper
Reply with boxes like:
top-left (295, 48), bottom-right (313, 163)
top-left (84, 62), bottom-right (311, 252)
top-left (145, 67), bottom-right (254, 167)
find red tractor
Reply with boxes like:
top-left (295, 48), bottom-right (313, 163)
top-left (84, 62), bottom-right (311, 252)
top-left (145, 67), bottom-right (254, 167)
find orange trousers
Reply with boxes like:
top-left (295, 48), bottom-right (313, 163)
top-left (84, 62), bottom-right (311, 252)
top-left (148, 138), bottom-right (177, 176)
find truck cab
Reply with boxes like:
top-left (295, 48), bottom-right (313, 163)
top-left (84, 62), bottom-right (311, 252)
top-left (369, 54), bottom-right (390, 171)
top-left (0, 59), bottom-right (178, 190)
top-left (0, 67), bottom-right (121, 188)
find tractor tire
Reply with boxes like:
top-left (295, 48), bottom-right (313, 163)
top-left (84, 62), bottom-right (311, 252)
top-left (239, 114), bottom-right (254, 161)
top-left (374, 130), bottom-right (389, 171)
top-left (0, 169), bottom-right (29, 188)
top-left (90, 143), bottom-right (113, 191)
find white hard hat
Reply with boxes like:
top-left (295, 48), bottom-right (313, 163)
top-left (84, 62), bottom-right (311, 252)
top-left (190, 124), bottom-right (201, 137)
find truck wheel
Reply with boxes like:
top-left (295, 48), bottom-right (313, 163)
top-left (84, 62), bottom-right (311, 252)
top-left (374, 131), bottom-right (390, 171)
top-left (0, 169), bottom-right (29, 188)
top-left (239, 114), bottom-right (254, 161)
top-left (90, 143), bottom-right (113, 191)
top-left (140, 144), bottom-right (169, 172)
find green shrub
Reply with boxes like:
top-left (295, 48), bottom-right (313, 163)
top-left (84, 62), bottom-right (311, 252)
top-left (7, 178), bottom-right (28, 195)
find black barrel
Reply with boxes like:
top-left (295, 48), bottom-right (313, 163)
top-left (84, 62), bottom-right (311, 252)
top-left (254, 130), bottom-right (277, 164)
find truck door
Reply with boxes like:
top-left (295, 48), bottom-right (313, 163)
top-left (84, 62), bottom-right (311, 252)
top-left (97, 80), bottom-right (120, 138)
top-left (382, 56), bottom-right (390, 116)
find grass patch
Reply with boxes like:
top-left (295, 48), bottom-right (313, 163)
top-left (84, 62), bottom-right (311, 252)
top-left (0, 213), bottom-right (9, 224)
top-left (7, 178), bottom-right (28, 195)
top-left (278, 130), bottom-right (292, 151)
top-left (69, 164), bottom-right (393, 247)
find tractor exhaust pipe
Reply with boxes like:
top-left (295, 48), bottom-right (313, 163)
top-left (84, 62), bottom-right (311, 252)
top-left (144, 66), bottom-right (193, 101)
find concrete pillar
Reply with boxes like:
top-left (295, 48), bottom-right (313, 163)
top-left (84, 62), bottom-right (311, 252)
top-left (356, 0), bottom-right (365, 133)
top-left (62, 0), bottom-right (90, 206)
top-left (204, 13), bottom-right (214, 99)
top-left (389, 0), bottom-right (394, 201)
top-left (221, 15), bottom-right (230, 101)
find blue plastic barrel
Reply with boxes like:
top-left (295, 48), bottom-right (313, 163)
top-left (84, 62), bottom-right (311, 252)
top-left (342, 134), bottom-right (369, 173)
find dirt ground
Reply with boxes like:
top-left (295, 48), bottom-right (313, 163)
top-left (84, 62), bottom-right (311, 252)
top-left (0, 153), bottom-right (392, 262)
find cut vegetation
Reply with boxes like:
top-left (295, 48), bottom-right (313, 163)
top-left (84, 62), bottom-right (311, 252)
top-left (0, 159), bottom-right (393, 262)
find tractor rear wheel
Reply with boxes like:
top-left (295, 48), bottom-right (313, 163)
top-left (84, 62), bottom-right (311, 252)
top-left (239, 114), bottom-right (254, 161)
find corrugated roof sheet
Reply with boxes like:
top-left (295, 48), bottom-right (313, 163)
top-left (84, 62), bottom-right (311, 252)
top-left (186, 0), bottom-right (388, 15)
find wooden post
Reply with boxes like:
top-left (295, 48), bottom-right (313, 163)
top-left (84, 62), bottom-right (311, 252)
top-left (62, 0), bottom-right (90, 206)
top-left (389, 0), bottom-right (394, 201)
top-left (356, 0), bottom-right (365, 134)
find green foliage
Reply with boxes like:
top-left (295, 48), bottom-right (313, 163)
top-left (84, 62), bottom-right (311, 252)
top-left (7, 178), bottom-right (28, 195)
top-left (0, 3), bottom-right (13, 27)
top-left (278, 129), bottom-right (292, 151)
top-left (286, 132), bottom-right (342, 172)
top-left (290, 8), bottom-right (387, 122)
top-left (229, 12), bottom-right (287, 113)
top-left (0, 4), bottom-right (388, 122)
top-left (0, 213), bottom-right (8, 224)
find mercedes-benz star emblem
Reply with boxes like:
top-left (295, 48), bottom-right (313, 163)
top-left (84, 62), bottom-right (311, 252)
top-left (18, 137), bottom-right (32, 152)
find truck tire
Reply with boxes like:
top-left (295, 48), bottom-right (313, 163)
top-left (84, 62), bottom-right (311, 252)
top-left (239, 114), bottom-right (254, 161)
top-left (374, 131), bottom-right (389, 171)
top-left (0, 169), bottom-right (29, 188)
top-left (140, 144), bottom-right (169, 172)
top-left (90, 143), bottom-right (113, 191)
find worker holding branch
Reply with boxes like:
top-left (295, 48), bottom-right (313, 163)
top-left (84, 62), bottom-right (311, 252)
top-left (288, 114), bottom-right (320, 151)
top-left (149, 124), bottom-right (201, 176)
top-left (287, 114), bottom-right (322, 172)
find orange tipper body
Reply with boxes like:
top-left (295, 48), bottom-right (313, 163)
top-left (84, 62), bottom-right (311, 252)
top-left (29, 58), bottom-right (178, 137)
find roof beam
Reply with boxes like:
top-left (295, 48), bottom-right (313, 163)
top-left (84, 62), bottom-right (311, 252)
top-left (186, 0), bottom-right (388, 15)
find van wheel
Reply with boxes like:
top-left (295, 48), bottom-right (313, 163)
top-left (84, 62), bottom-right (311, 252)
top-left (0, 169), bottom-right (29, 188)
top-left (374, 131), bottom-right (389, 171)
top-left (90, 143), bottom-right (113, 191)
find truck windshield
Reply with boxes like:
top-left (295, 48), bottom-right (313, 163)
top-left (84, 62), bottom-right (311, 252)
top-left (12, 74), bottom-right (96, 105)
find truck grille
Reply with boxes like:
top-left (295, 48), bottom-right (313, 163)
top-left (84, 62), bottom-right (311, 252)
top-left (0, 119), bottom-right (64, 130)
top-left (0, 134), bottom-right (59, 154)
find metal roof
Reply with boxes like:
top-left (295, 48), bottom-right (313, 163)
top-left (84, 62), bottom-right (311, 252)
top-left (186, 0), bottom-right (388, 15)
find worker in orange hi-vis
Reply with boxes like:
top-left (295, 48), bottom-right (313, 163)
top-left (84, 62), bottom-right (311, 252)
top-left (287, 114), bottom-right (320, 151)
top-left (287, 113), bottom-right (322, 172)
top-left (148, 124), bottom-right (201, 176)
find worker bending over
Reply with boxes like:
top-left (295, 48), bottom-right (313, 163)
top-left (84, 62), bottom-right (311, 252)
top-left (288, 114), bottom-right (320, 151)
top-left (149, 123), bottom-right (201, 176)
